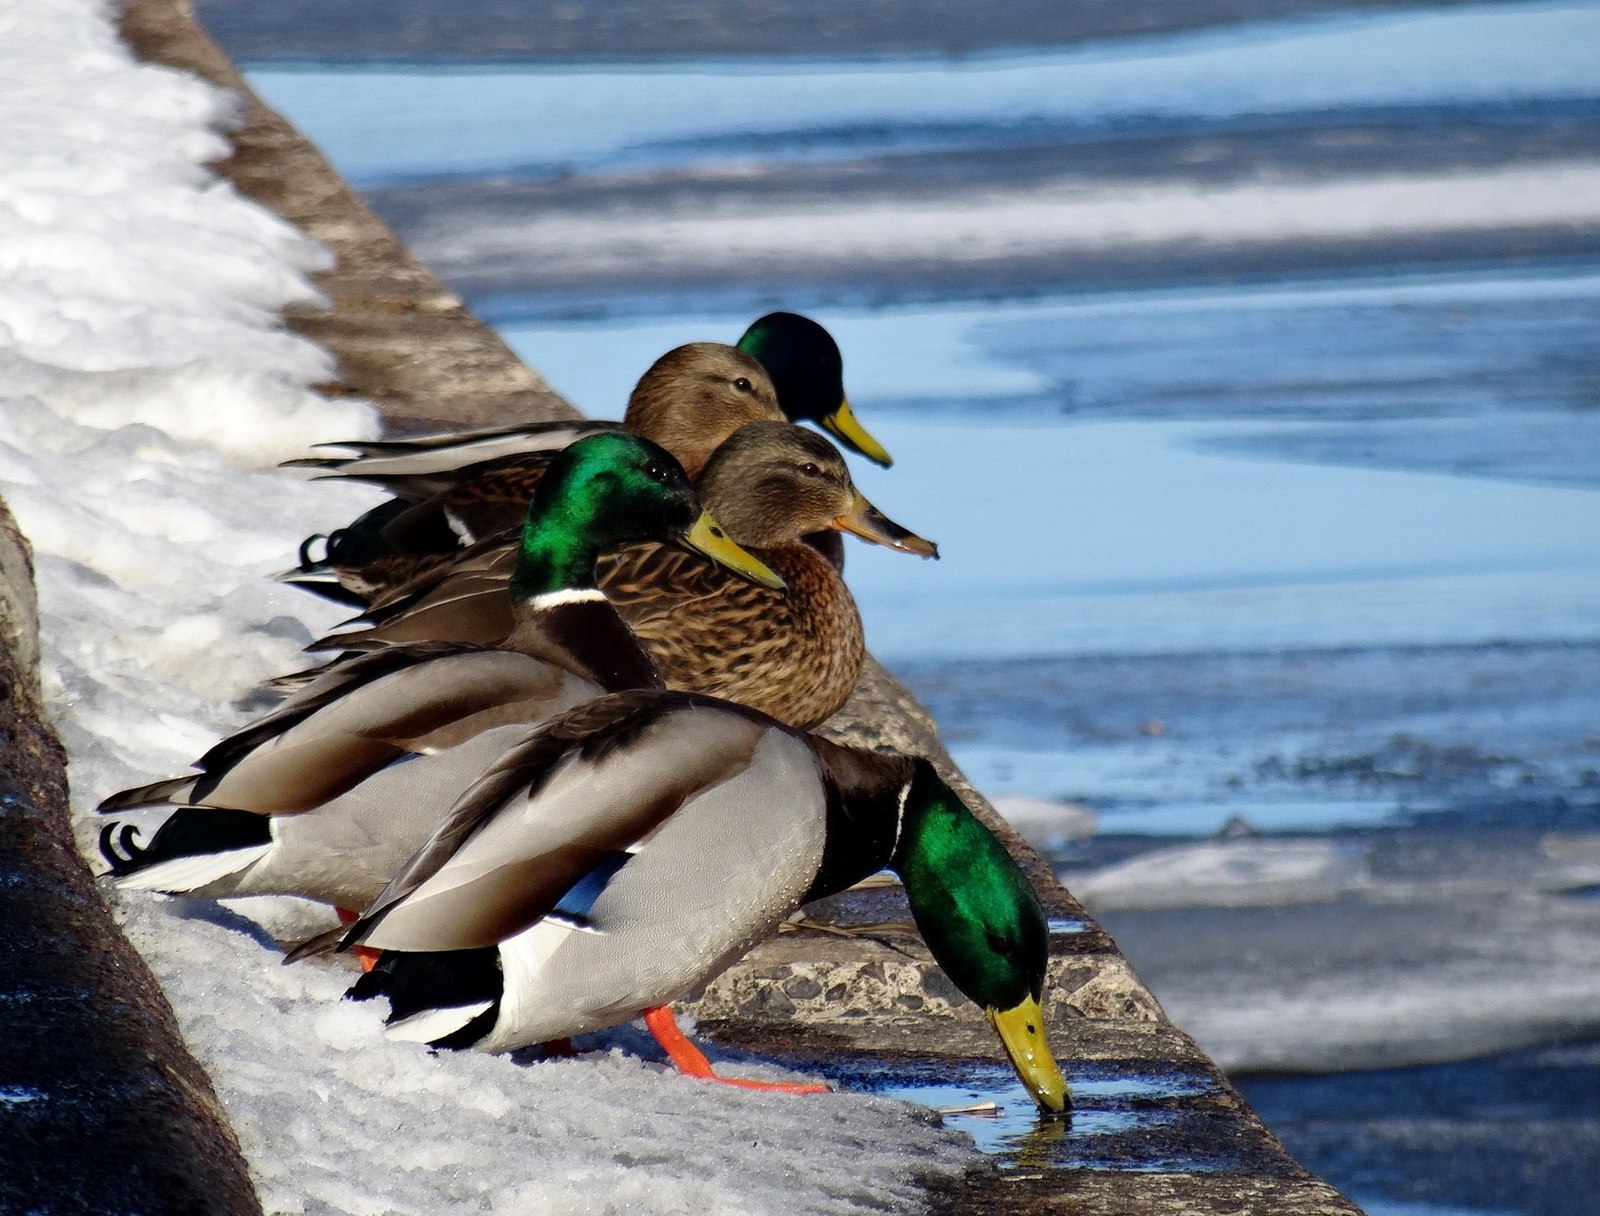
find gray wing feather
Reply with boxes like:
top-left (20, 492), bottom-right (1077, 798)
top-left (351, 695), bottom-right (774, 953)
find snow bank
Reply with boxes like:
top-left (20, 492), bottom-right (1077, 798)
top-left (0, 0), bottom-right (380, 807)
top-left (0, 2), bottom-right (978, 1210)
top-left (123, 898), bottom-right (975, 1216)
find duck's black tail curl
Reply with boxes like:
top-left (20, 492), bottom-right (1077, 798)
top-left (297, 533), bottom-right (331, 572)
top-left (98, 821), bottom-right (148, 876)
top-left (97, 808), bottom-right (273, 881)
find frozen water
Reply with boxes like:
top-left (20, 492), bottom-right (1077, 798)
top-left (0, 2), bottom-right (982, 1210)
top-left (1070, 839), bottom-right (1372, 911)
top-left (249, 2), bottom-right (1600, 185)
top-left (405, 162), bottom-right (1600, 294)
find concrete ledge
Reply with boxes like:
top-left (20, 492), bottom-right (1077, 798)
top-left (116, 2), bottom-right (1365, 1211)
top-left (0, 498), bottom-right (260, 1216)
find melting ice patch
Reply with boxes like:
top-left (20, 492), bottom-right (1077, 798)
top-left (0, 2), bottom-right (980, 1210)
top-left (989, 794), bottom-right (1097, 853)
top-left (1069, 839), bottom-right (1371, 911)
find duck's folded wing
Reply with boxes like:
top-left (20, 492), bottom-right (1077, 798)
top-left (349, 692), bottom-right (774, 953)
top-left (97, 775), bottom-right (203, 813)
top-left (284, 420), bottom-right (615, 498)
top-left (124, 650), bottom-right (599, 816)
top-left (312, 536), bottom-right (520, 652)
top-left (220, 642), bottom-right (478, 750)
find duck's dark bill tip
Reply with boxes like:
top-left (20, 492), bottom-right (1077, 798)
top-left (833, 495), bottom-right (938, 558)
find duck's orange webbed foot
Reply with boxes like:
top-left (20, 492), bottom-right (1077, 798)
top-left (335, 906), bottom-right (381, 973)
top-left (643, 1005), bottom-right (829, 1095)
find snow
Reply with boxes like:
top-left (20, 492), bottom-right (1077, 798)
top-left (0, 2), bottom-right (979, 1210)
top-left (121, 898), bottom-right (975, 1216)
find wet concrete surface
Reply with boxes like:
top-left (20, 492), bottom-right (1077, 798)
top-left (117, 1), bottom-right (1366, 1209)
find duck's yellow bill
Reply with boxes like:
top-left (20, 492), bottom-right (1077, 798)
top-left (684, 511), bottom-right (786, 591)
top-left (988, 996), bottom-right (1069, 1114)
top-left (832, 491), bottom-right (939, 559)
top-left (821, 397), bottom-right (894, 469)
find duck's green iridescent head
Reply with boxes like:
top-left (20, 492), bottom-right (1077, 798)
top-left (892, 761), bottom-right (1068, 1114)
top-left (510, 432), bottom-right (783, 601)
top-left (736, 312), bottom-right (894, 468)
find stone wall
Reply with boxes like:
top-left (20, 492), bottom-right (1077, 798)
top-left (0, 498), bottom-right (260, 1216)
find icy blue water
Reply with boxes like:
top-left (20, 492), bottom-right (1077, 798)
top-left (819, 1057), bottom-right (1226, 1169)
top-left (251, 1), bottom-right (1600, 184)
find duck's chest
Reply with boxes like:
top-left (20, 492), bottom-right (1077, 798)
top-left (629, 545), bottom-right (865, 730)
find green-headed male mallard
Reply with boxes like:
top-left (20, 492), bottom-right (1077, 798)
top-left (98, 434), bottom-right (781, 913)
top-left (309, 688), bottom-right (1067, 1113)
top-left (306, 423), bottom-right (935, 729)
top-left (292, 314), bottom-right (892, 602)
top-left (735, 311), bottom-right (891, 467)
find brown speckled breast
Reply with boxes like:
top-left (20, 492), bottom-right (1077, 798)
top-left (603, 542), bottom-right (864, 731)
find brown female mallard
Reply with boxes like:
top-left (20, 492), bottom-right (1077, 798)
top-left (309, 423), bottom-right (936, 729)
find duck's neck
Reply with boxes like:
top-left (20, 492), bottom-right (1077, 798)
top-left (802, 743), bottom-right (916, 901)
top-left (506, 513), bottom-right (665, 693)
top-left (508, 509), bottom-right (601, 603)
top-left (891, 766), bottom-right (1047, 1010)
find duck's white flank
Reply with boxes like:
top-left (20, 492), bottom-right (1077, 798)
top-left (113, 842), bottom-right (272, 894)
top-left (385, 1000), bottom-right (495, 1044)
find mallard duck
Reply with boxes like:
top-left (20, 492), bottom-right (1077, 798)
top-left (291, 342), bottom-right (788, 603)
top-left (734, 311), bottom-right (891, 467)
top-left (97, 434), bottom-right (781, 912)
top-left (306, 688), bottom-right (1067, 1113)
top-left (292, 314), bottom-right (893, 601)
top-left (306, 423), bottom-right (936, 729)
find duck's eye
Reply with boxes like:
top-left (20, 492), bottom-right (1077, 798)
top-left (733, 377), bottom-right (753, 393)
top-left (798, 462), bottom-right (822, 477)
top-left (644, 461), bottom-right (671, 482)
